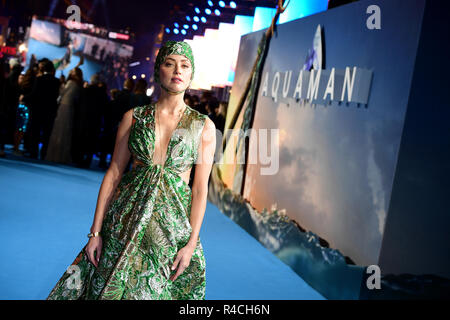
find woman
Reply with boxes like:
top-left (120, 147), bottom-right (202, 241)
top-left (47, 41), bottom-right (216, 300)
top-left (45, 67), bottom-right (83, 164)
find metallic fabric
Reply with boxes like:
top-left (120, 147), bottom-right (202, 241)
top-left (47, 103), bottom-right (207, 300)
top-left (154, 40), bottom-right (195, 84)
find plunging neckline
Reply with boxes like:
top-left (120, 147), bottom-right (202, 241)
top-left (151, 103), bottom-right (189, 167)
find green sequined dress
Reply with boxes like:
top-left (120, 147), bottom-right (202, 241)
top-left (47, 103), bottom-right (207, 300)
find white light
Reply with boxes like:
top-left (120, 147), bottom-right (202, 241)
top-left (230, 1), bottom-right (236, 9)
top-left (192, 24), bottom-right (198, 30)
top-left (132, 75), bottom-right (137, 80)
top-left (146, 86), bottom-right (154, 97)
top-left (215, 9), bottom-right (221, 16)
top-left (173, 28), bottom-right (179, 34)
top-left (193, 16), bottom-right (199, 22)
top-left (205, 8), bottom-right (211, 15)
top-left (141, 74), bottom-right (146, 78)
top-left (18, 43), bottom-right (28, 53)
top-left (219, 1), bottom-right (225, 7)
top-left (181, 29), bottom-right (187, 35)
top-left (201, 16), bottom-right (207, 23)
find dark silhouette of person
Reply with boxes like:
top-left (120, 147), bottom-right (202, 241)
top-left (1, 59), bottom-right (22, 152)
top-left (98, 88), bottom-right (121, 169)
top-left (196, 91), bottom-right (212, 115)
top-left (91, 43), bottom-right (99, 58)
top-left (183, 93), bottom-right (194, 107)
top-left (0, 58), bottom-right (8, 157)
top-left (115, 78), bottom-right (135, 117)
top-left (72, 74), bottom-right (109, 168)
top-left (130, 79), bottom-right (151, 108)
top-left (22, 59), bottom-right (61, 159)
top-left (100, 47), bottom-right (106, 61)
top-left (206, 97), bottom-right (225, 134)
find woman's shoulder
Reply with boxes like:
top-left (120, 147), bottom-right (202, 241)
top-left (132, 103), bottom-right (154, 119)
top-left (186, 105), bottom-right (215, 138)
top-left (186, 104), bottom-right (208, 121)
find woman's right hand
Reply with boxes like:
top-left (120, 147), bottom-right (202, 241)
top-left (85, 236), bottom-right (103, 268)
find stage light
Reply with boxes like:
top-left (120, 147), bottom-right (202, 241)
top-left (141, 74), bottom-right (146, 78)
top-left (173, 28), bottom-right (179, 34)
top-left (174, 22), bottom-right (179, 28)
top-left (192, 24), bottom-right (198, 30)
top-left (181, 29), bottom-right (187, 35)
top-left (18, 43), bottom-right (27, 53)
top-left (201, 16), bottom-right (207, 23)
top-left (219, 1), bottom-right (225, 7)
top-left (205, 8), bottom-right (211, 15)
top-left (278, 0), bottom-right (328, 24)
top-left (230, 1), bottom-right (236, 9)
top-left (165, 28), bottom-right (170, 33)
top-left (193, 16), bottom-right (200, 22)
top-left (195, 7), bottom-right (200, 14)
top-left (208, 0), bottom-right (214, 6)
top-left (253, 7), bottom-right (276, 31)
top-left (186, 16), bottom-right (191, 21)
top-left (132, 75), bottom-right (137, 80)
top-left (184, 24), bottom-right (189, 29)
top-left (215, 9), bottom-right (221, 16)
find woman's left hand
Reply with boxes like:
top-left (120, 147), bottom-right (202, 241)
top-left (170, 243), bottom-right (195, 281)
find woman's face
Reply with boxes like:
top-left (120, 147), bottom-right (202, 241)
top-left (159, 54), bottom-right (192, 92)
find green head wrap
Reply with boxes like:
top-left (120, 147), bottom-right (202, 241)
top-left (154, 41), bottom-right (195, 90)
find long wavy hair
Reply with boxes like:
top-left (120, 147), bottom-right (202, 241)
top-left (67, 67), bottom-right (83, 87)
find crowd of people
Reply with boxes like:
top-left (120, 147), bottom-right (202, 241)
top-left (0, 56), bottom-right (226, 170)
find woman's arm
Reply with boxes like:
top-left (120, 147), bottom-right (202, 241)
top-left (187, 117), bottom-right (217, 247)
top-left (89, 109), bottom-right (133, 234)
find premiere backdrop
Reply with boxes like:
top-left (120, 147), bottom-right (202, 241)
top-left (213, 0), bottom-right (450, 297)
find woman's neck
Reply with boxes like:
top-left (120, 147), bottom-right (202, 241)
top-left (156, 88), bottom-right (186, 115)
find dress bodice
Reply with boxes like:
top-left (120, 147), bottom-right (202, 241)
top-left (129, 103), bottom-right (207, 175)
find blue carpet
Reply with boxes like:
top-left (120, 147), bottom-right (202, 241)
top-left (0, 157), bottom-right (325, 300)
